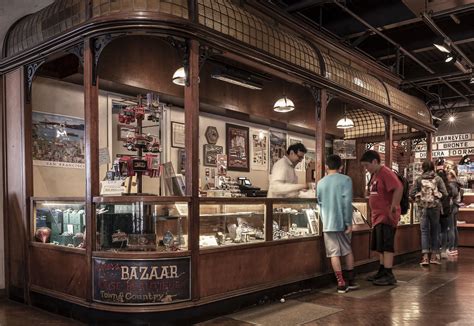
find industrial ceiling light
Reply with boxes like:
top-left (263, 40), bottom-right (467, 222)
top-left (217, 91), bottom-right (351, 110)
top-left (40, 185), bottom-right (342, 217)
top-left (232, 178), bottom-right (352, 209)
top-left (172, 67), bottom-right (186, 86)
top-left (445, 54), bottom-right (454, 63)
top-left (448, 115), bottom-right (456, 123)
top-left (273, 96), bottom-right (295, 113)
top-left (434, 38), bottom-right (450, 53)
top-left (336, 105), bottom-right (354, 129)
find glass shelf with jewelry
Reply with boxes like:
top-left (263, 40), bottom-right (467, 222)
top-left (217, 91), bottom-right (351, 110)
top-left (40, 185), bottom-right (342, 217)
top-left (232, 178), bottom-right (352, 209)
top-left (95, 201), bottom-right (188, 252)
top-left (32, 198), bottom-right (86, 249)
top-left (199, 201), bottom-right (266, 248)
top-left (272, 201), bottom-right (320, 240)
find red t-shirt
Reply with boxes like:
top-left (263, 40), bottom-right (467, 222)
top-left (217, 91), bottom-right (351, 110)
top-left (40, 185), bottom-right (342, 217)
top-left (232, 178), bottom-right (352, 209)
top-left (368, 166), bottom-right (402, 227)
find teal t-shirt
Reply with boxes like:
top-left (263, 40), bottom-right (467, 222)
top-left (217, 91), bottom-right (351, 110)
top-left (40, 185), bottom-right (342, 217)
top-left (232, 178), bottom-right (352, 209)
top-left (316, 173), bottom-right (353, 232)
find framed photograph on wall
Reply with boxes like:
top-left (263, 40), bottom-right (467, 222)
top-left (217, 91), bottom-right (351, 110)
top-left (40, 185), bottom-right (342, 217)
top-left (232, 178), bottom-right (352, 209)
top-left (288, 136), bottom-right (304, 171)
top-left (226, 124), bottom-right (250, 172)
top-left (269, 130), bottom-right (287, 173)
top-left (203, 144), bottom-right (224, 167)
top-left (250, 130), bottom-right (268, 171)
top-left (171, 122), bottom-right (185, 148)
top-left (117, 125), bottom-right (137, 141)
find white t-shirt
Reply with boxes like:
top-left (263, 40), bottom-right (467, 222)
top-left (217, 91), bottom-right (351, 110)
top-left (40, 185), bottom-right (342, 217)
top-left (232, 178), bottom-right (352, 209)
top-left (267, 155), bottom-right (303, 197)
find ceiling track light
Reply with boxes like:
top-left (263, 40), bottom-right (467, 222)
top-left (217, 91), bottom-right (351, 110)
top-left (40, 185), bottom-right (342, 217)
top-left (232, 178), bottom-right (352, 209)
top-left (445, 54), bottom-right (454, 63)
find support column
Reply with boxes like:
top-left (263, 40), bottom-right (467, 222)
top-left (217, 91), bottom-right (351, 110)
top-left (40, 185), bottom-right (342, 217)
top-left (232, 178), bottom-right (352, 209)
top-left (185, 39), bottom-right (200, 300)
top-left (315, 89), bottom-right (327, 183)
top-left (84, 37), bottom-right (99, 302)
top-left (384, 115), bottom-right (393, 168)
top-left (426, 132), bottom-right (433, 161)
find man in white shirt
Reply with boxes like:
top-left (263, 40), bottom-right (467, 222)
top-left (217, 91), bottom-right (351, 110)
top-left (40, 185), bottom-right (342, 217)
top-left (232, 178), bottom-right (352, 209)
top-left (268, 143), bottom-right (308, 197)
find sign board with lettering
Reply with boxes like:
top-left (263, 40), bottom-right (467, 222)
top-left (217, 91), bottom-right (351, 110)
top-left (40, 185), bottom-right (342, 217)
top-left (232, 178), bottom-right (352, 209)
top-left (435, 133), bottom-right (471, 143)
top-left (93, 257), bottom-right (191, 305)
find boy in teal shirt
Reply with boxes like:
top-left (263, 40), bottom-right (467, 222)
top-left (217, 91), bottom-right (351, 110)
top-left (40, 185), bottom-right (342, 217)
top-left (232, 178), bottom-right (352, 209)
top-left (317, 154), bottom-right (358, 293)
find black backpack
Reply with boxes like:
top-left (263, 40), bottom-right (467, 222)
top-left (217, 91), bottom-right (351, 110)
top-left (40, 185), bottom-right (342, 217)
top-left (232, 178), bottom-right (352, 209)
top-left (394, 171), bottom-right (409, 215)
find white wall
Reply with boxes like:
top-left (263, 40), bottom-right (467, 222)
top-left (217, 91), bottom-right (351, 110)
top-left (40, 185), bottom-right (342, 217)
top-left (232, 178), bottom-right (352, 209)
top-left (170, 108), bottom-right (315, 190)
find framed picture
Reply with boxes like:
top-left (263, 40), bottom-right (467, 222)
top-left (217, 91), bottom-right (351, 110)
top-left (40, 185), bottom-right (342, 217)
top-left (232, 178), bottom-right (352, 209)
top-left (117, 124), bottom-right (137, 141)
top-left (203, 144), bottom-right (224, 167)
top-left (288, 136), bottom-right (303, 171)
top-left (250, 130), bottom-right (268, 171)
top-left (226, 124), bottom-right (250, 172)
top-left (171, 122), bottom-right (185, 148)
top-left (269, 130), bottom-right (287, 173)
top-left (333, 139), bottom-right (356, 159)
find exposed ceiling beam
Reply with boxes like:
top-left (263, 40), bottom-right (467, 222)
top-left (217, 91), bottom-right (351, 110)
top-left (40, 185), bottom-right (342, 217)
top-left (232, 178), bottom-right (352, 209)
top-left (439, 78), bottom-right (469, 101)
top-left (421, 12), bottom-right (474, 68)
top-left (285, 0), bottom-right (332, 13)
top-left (351, 31), bottom-right (372, 47)
top-left (345, 17), bottom-right (421, 40)
top-left (332, 0), bottom-right (435, 74)
top-left (402, 70), bottom-right (467, 85)
top-left (459, 81), bottom-right (474, 94)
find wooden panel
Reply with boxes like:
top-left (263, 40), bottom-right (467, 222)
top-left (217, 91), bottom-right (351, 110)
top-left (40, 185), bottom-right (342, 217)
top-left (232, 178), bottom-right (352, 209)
top-left (351, 232), bottom-right (371, 262)
top-left (97, 36), bottom-right (343, 136)
top-left (0, 75), bottom-right (4, 290)
top-left (5, 68), bottom-right (27, 294)
top-left (458, 209), bottom-right (474, 223)
top-left (394, 225), bottom-right (421, 255)
top-left (458, 226), bottom-right (474, 247)
top-left (29, 245), bottom-right (87, 299)
top-left (461, 195), bottom-right (474, 205)
top-left (199, 239), bottom-right (323, 298)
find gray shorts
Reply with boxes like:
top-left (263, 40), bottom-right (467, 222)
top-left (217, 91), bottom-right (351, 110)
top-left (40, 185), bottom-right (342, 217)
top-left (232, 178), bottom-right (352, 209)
top-left (324, 232), bottom-right (352, 257)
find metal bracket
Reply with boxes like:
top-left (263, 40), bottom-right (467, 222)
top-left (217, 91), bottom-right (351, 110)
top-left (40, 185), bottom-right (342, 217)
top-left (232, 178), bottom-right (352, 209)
top-left (305, 85), bottom-right (333, 121)
top-left (67, 42), bottom-right (84, 67)
top-left (92, 34), bottom-right (113, 85)
top-left (25, 60), bottom-right (45, 103)
top-left (166, 36), bottom-right (189, 86)
top-left (199, 45), bottom-right (221, 72)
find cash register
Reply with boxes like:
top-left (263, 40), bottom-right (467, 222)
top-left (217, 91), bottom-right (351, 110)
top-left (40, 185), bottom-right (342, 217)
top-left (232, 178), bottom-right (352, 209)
top-left (237, 177), bottom-right (267, 197)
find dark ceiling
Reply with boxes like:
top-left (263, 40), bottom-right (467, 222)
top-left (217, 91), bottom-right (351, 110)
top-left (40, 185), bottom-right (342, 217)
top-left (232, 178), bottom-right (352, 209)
top-left (272, 0), bottom-right (474, 113)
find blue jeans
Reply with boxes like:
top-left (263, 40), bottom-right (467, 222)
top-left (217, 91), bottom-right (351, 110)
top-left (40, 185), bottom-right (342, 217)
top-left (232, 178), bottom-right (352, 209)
top-left (448, 206), bottom-right (459, 250)
top-left (440, 215), bottom-right (449, 252)
top-left (421, 207), bottom-right (440, 254)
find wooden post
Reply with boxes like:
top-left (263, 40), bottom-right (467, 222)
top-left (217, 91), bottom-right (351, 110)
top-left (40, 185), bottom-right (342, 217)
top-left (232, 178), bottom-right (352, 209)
top-left (84, 37), bottom-right (99, 302)
top-left (315, 89), bottom-right (327, 183)
top-left (185, 39), bottom-right (200, 300)
top-left (384, 115), bottom-right (393, 168)
top-left (426, 132), bottom-right (433, 161)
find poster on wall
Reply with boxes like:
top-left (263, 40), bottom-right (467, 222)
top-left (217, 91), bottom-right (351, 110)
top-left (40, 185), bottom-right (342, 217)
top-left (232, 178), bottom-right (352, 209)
top-left (226, 124), bottom-right (250, 172)
top-left (288, 136), bottom-right (304, 171)
top-left (250, 130), bottom-right (268, 171)
top-left (32, 111), bottom-right (85, 169)
top-left (217, 154), bottom-right (227, 176)
top-left (304, 149), bottom-right (316, 170)
top-left (333, 139), bottom-right (356, 160)
top-left (203, 144), bottom-right (224, 167)
top-left (269, 130), bottom-right (287, 173)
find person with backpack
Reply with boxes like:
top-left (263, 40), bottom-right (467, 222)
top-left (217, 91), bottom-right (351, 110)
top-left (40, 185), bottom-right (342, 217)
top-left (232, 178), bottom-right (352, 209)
top-left (361, 150), bottom-right (403, 286)
top-left (447, 170), bottom-right (461, 256)
top-left (410, 160), bottom-right (448, 266)
top-left (437, 169), bottom-right (453, 259)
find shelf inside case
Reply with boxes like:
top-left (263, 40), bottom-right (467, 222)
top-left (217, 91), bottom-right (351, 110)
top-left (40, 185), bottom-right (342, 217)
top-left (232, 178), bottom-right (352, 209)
top-left (32, 199), bottom-right (86, 249)
top-left (199, 203), bottom-right (266, 248)
top-left (96, 201), bottom-right (188, 252)
top-left (272, 202), bottom-right (320, 240)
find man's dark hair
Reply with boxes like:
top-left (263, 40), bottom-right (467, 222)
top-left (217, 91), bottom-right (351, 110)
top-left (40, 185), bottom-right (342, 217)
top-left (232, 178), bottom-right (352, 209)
top-left (287, 143), bottom-right (307, 155)
top-left (326, 154), bottom-right (342, 170)
top-left (360, 150), bottom-right (381, 164)
top-left (422, 160), bottom-right (435, 173)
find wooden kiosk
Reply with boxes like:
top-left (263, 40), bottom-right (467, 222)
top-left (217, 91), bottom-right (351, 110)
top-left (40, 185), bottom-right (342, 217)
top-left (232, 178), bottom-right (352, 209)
top-left (0, 0), bottom-right (435, 322)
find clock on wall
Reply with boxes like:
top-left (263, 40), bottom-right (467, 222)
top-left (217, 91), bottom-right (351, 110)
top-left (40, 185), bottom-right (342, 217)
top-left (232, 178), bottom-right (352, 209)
top-left (205, 126), bottom-right (219, 144)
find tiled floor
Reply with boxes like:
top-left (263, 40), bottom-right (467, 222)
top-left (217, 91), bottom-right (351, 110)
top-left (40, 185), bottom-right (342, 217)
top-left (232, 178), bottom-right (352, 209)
top-left (0, 249), bottom-right (473, 325)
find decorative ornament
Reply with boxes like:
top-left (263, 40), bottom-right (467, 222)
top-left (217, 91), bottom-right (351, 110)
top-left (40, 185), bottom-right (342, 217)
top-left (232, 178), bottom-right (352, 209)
top-left (205, 126), bottom-right (219, 144)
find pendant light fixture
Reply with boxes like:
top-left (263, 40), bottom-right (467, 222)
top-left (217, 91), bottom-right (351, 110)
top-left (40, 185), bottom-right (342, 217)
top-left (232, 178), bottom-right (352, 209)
top-left (172, 67), bottom-right (186, 86)
top-left (336, 104), bottom-right (354, 129)
top-left (273, 95), bottom-right (295, 113)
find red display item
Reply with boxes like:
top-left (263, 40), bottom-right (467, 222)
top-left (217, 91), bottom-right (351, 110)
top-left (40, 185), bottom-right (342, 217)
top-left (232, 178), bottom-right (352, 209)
top-left (135, 105), bottom-right (145, 120)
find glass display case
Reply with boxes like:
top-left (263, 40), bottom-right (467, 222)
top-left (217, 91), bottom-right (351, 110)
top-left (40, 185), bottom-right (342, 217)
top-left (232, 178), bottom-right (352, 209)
top-left (272, 201), bottom-right (320, 240)
top-left (199, 201), bottom-right (266, 248)
top-left (95, 200), bottom-right (188, 252)
top-left (352, 202), bottom-right (369, 226)
top-left (32, 198), bottom-right (86, 248)
top-left (413, 203), bottom-right (422, 224)
top-left (399, 203), bottom-right (412, 225)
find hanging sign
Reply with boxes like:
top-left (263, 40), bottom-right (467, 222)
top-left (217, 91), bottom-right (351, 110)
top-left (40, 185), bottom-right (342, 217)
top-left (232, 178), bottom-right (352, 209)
top-left (93, 257), bottom-right (191, 305)
top-left (415, 150), bottom-right (450, 159)
top-left (435, 133), bottom-right (471, 143)
top-left (438, 141), bottom-right (474, 150)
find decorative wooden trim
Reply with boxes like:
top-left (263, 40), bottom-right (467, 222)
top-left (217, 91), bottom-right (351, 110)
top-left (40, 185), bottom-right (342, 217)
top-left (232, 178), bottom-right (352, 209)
top-left (24, 60), bottom-right (45, 103)
top-left (92, 251), bottom-right (191, 259)
top-left (29, 242), bottom-right (86, 254)
top-left (66, 42), bottom-right (84, 66)
top-left (93, 196), bottom-right (192, 203)
top-left (29, 285), bottom-right (89, 307)
top-left (92, 34), bottom-right (113, 86)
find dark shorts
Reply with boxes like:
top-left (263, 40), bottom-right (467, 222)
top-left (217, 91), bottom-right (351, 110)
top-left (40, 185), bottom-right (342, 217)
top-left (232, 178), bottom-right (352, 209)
top-left (371, 223), bottom-right (397, 253)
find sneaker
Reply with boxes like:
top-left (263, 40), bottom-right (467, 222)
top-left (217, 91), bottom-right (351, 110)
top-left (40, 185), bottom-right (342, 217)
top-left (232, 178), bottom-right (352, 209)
top-left (337, 284), bottom-right (349, 293)
top-left (420, 257), bottom-right (429, 266)
top-left (447, 249), bottom-right (458, 256)
top-left (366, 270), bottom-right (385, 281)
top-left (430, 255), bottom-right (441, 265)
top-left (441, 251), bottom-right (448, 259)
top-left (347, 280), bottom-right (360, 290)
top-left (373, 273), bottom-right (397, 286)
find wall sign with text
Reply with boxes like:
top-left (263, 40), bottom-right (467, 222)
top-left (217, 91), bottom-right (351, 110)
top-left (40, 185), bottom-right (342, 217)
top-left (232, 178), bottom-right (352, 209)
top-left (93, 257), bottom-right (191, 305)
top-left (414, 133), bottom-right (474, 158)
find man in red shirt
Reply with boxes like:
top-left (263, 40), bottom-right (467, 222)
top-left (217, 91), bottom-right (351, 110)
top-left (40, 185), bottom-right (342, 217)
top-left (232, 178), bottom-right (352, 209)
top-left (361, 150), bottom-right (403, 286)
